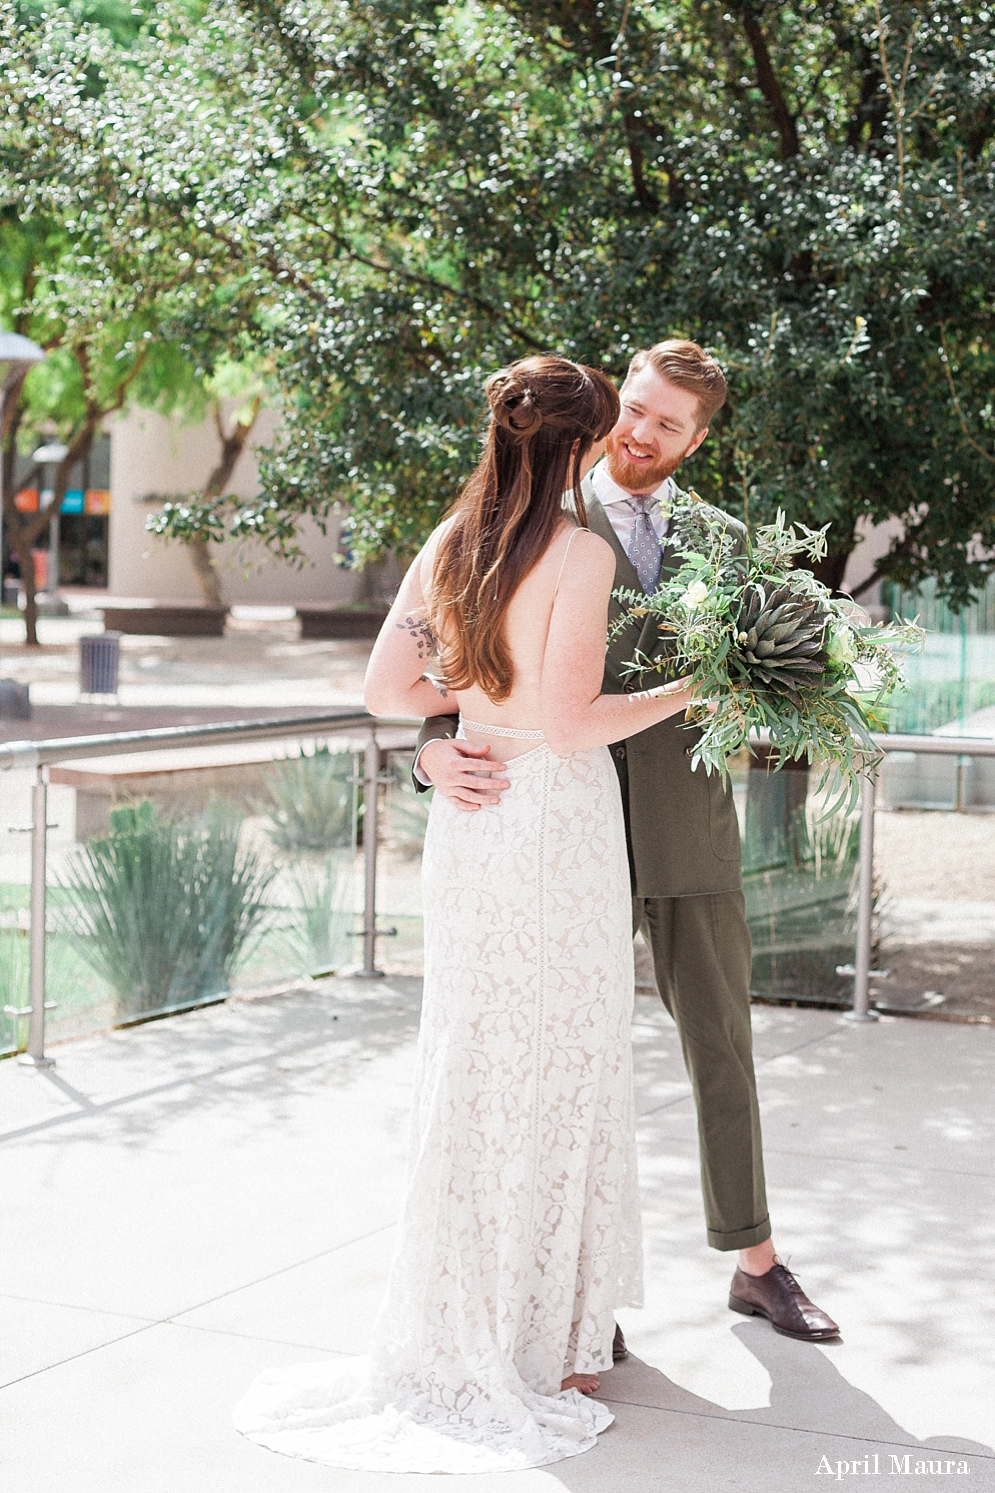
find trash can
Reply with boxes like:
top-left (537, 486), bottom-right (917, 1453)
top-left (0, 678), bottom-right (30, 720)
top-left (80, 631), bottom-right (122, 697)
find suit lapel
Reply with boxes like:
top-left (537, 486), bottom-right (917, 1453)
top-left (584, 472), bottom-right (674, 674)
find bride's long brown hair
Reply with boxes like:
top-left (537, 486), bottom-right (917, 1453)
top-left (429, 356), bottom-right (619, 703)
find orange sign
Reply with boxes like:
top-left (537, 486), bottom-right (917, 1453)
top-left (14, 489), bottom-right (39, 513)
top-left (84, 489), bottom-right (111, 514)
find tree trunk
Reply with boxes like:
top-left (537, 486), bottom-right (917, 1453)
top-left (806, 541), bottom-right (853, 595)
top-left (183, 395), bottom-right (264, 608)
top-left (188, 536), bottom-right (226, 609)
top-left (21, 545), bottom-right (39, 647)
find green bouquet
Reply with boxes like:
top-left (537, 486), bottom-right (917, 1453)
top-left (613, 494), bottom-right (923, 801)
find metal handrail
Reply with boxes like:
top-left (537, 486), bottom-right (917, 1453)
top-left (0, 709), bottom-right (419, 771)
top-left (3, 709), bottom-right (423, 1068)
top-left (871, 731), bottom-right (995, 756)
top-left (7, 713), bottom-right (995, 1064)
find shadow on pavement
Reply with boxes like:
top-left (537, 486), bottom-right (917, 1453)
top-left (549, 1323), bottom-right (994, 1493)
top-left (2, 979), bottom-right (424, 1152)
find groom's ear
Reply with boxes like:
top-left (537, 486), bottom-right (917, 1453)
top-left (687, 425), bottom-right (709, 456)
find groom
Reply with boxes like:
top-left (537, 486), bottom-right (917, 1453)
top-left (413, 339), bottom-right (838, 1346)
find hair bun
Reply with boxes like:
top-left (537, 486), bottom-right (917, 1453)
top-left (486, 371), bottom-right (543, 438)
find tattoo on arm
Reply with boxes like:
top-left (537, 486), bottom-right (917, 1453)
top-left (420, 673), bottom-right (449, 698)
top-left (396, 613), bottom-right (437, 660)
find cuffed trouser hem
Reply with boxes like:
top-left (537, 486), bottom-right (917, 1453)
top-left (707, 1216), bottom-right (772, 1252)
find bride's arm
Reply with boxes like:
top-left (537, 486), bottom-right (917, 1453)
top-left (364, 544), bottom-right (458, 720)
top-left (540, 530), bottom-right (692, 756)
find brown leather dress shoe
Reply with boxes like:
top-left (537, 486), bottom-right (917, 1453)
top-left (612, 1323), bottom-right (628, 1361)
top-left (729, 1262), bottom-right (839, 1341)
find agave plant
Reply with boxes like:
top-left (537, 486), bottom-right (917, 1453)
top-left (283, 850), bottom-right (356, 974)
top-left (262, 746), bottom-right (356, 856)
top-left (734, 583), bottom-right (829, 704)
top-left (57, 800), bottom-right (276, 1015)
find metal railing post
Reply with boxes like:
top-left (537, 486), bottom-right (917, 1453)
top-left (357, 732), bottom-right (385, 979)
top-left (845, 768), bottom-right (879, 1024)
top-left (19, 764), bottom-right (55, 1066)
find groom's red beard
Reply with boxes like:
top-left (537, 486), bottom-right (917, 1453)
top-left (604, 433), bottom-right (696, 493)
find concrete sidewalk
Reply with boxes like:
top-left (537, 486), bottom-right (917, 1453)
top-left (2, 983), bottom-right (993, 1492)
top-left (0, 612), bottom-right (372, 714)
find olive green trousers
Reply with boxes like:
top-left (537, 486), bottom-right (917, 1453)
top-left (633, 890), bottom-right (771, 1251)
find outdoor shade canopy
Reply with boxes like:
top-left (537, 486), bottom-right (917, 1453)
top-left (32, 443), bottom-right (69, 464)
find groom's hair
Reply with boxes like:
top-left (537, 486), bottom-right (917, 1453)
top-left (625, 339), bottom-right (727, 428)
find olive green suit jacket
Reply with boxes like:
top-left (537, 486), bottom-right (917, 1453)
top-left (582, 472), bottom-right (745, 897)
top-left (414, 469), bottom-right (747, 898)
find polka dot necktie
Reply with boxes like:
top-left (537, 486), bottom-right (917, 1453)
top-left (625, 494), bottom-right (662, 594)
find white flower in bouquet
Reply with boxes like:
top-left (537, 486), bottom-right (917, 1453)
top-left (825, 624), bottom-right (859, 668)
top-left (681, 579), bottom-right (710, 609)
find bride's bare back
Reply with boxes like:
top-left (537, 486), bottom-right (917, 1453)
top-left (365, 516), bottom-right (692, 759)
top-left (422, 519), bottom-right (597, 758)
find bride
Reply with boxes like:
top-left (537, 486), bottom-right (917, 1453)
top-left (233, 356), bottom-right (694, 1474)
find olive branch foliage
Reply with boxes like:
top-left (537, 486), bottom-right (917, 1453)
top-left (613, 495), bottom-right (924, 810)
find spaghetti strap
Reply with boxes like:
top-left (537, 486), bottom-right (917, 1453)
top-left (552, 525), bottom-right (587, 601)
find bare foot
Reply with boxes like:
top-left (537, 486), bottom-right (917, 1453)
top-left (561, 1373), bottom-right (600, 1395)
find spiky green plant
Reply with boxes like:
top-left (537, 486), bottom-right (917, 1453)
top-left (57, 800), bottom-right (276, 1015)
top-left (0, 924), bottom-right (30, 1054)
top-left (734, 584), bottom-right (829, 704)
top-left (262, 747), bottom-right (355, 856)
top-left (283, 851), bottom-right (355, 974)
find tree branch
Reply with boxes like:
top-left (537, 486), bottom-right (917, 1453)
top-left (738, 6), bottom-right (799, 158)
top-left (622, 113), bottom-right (660, 211)
top-left (939, 324), bottom-right (995, 466)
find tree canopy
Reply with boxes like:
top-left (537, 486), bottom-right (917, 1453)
top-left (4, 1), bottom-right (995, 601)
top-left (1, 0), bottom-right (267, 633)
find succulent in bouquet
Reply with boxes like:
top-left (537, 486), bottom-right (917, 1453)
top-left (613, 494), bottom-right (923, 802)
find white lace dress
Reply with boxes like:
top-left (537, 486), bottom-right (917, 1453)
top-left (233, 736), bottom-right (642, 1473)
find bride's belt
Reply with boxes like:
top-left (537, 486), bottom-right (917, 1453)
top-left (459, 716), bottom-right (545, 741)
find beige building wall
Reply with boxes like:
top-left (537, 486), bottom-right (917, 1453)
top-left (841, 516), bottom-right (905, 616)
top-left (108, 403), bottom-right (358, 606)
top-left (108, 401), bottom-right (901, 613)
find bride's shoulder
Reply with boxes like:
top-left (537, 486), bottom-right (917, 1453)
top-left (558, 523), bottom-right (615, 567)
top-left (417, 516), bottom-right (458, 585)
top-left (550, 523), bottom-right (615, 591)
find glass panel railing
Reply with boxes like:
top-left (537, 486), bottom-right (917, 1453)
top-left (377, 749), bottom-right (429, 976)
top-left (240, 741), bottom-right (361, 987)
top-left (1, 766), bottom-right (36, 1057)
top-left (872, 804), bottom-right (995, 1021)
top-left (12, 715), bottom-right (988, 1049)
top-left (736, 755), bottom-right (860, 1007)
top-left (883, 576), bottom-right (995, 742)
top-left (34, 735), bottom-right (363, 1042)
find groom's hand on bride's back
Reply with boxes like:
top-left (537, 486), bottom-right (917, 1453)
top-left (418, 739), bottom-right (510, 811)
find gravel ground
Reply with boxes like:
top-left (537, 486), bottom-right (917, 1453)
top-left (875, 807), bottom-right (995, 901)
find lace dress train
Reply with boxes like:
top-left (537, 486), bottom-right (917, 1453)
top-left (233, 741), bottom-right (641, 1473)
